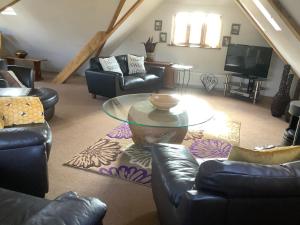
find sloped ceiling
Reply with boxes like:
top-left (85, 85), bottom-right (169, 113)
top-left (0, 0), bottom-right (162, 74)
top-left (0, 0), bottom-right (19, 11)
top-left (237, 0), bottom-right (300, 76)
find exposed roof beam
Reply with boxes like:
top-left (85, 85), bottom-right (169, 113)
top-left (53, 0), bottom-right (144, 84)
top-left (267, 0), bottom-right (300, 42)
top-left (95, 0), bottom-right (126, 56)
top-left (0, 0), bottom-right (20, 12)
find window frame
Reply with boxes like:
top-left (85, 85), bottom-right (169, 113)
top-left (170, 12), bottom-right (222, 49)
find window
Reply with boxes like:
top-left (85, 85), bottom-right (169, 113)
top-left (171, 12), bottom-right (222, 48)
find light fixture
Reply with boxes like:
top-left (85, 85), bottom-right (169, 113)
top-left (1, 7), bottom-right (17, 16)
top-left (253, 0), bottom-right (281, 31)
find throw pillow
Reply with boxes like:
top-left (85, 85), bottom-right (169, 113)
top-left (228, 145), bottom-right (300, 165)
top-left (0, 97), bottom-right (44, 127)
top-left (0, 70), bottom-right (26, 88)
top-left (127, 54), bottom-right (146, 74)
top-left (99, 57), bottom-right (123, 76)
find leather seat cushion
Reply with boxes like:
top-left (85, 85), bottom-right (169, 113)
top-left (135, 73), bottom-right (160, 83)
top-left (196, 160), bottom-right (300, 197)
top-left (150, 144), bottom-right (199, 207)
top-left (30, 88), bottom-right (59, 109)
top-left (123, 76), bottom-right (145, 90)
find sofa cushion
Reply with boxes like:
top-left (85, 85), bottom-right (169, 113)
top-left (150, 144), bottom-right (199, 207)
top-left (115, 55), bottom-right (129, 75)
top-left (228, 145), bottom-right (300, 165)
top-left (128, 55), bottom-right (146, 74)
top-left (136, 73), bottom-right (160, 83)
top-left (99, 56), bottom-right (123, 76)
top-left (123, 76), bottom-right (145, 90)
top-left (196, 159), bottom-right (300, 197)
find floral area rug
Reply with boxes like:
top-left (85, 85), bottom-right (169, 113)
top-left (64, 118), bottom-right (240, 187)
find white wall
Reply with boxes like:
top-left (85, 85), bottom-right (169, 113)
top-left (0, 0), bottom-right (162, 74)
top-left (112, 0), bottom-right (285, 97)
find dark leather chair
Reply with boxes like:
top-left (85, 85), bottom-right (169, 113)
top-left (0, 123), bottom-right (52, 197)
top-left (0, 188), bottom-right (107, 225)
top-left (151, 144), bottom-right (300, 225)
top-left (0, 64), bottom-right (59, 121)
top-left (85, 55), bottom-right (165, 98)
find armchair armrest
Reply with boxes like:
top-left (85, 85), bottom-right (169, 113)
top-left (0, 128), bottom-right (48, 197)
top-left (7, 65), bottom-right (34, 88)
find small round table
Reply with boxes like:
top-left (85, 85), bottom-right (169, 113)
top-left (103, 93), bottom-right (214, 146)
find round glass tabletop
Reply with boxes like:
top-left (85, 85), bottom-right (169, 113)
top-left (102, 93), bottom-right (214, 128)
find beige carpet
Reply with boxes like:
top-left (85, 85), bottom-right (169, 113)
top-left (37, 74), bottom-right (287, 225)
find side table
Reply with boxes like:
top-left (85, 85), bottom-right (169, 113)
top-left (172, 64), bottom-right (193, 93)
top-left (4, 57), bottom-right (47, 81)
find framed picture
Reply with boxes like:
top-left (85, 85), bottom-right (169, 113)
top-left (154, 20), bottom-right (162, 31)
top-left (159, 32), bottom-right (167, 43)
top-left (222, 36), bottom-right (231, 47)
top-left (231, 24), bottom-right (241, 35)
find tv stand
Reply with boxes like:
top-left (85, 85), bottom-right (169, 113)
top-left (224, 73), bottom-right (266, 104)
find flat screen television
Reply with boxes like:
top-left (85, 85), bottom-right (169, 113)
top-left (224, 44), bottom-right (273, 78)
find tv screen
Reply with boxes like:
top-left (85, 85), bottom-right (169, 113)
top-left (224, 44), bottom-right (273, 78)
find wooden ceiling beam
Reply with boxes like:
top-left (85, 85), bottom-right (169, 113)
top-left (95, 0), bottom-right (126, 56)
top-left (53, 0), bottom-right (144, 84)
top-left (267, 0), bottom-right (300, 42)
top-left (0, 0), bottom-right (20, 12)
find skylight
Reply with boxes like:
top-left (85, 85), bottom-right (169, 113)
top-left (253, 0), bottom-right (281, 31)
top-left (1, 7), bottom-right (16, 16)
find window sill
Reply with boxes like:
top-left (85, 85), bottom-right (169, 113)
top-left (168, 43), bottom-right (221, 49)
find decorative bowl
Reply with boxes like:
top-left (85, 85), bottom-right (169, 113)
top-left (149, 94), bottom-right (179, 110)
top-left (15, 50), bottom-right (28, 58)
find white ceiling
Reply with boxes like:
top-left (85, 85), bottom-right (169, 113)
top-left (164, 0), bottom-right (232, 5)
top-left (279, 0), bottom-right (300, 26)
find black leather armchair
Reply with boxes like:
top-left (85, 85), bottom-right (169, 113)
top-left (151, 144), bottom-right (300, 225)
top-left (0, 123), bottom-right (52, 197)
top-left (85, 55), bottom-right (164, 98)
top-left (0, 189), bottom-right (107, 225)
top-left (0, 63), bottom-right (59, 121)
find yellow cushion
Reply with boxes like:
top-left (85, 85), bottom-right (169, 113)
top-left (0, 97), bottom-right (44, 127)
top-left (0, 111), bottom-right (4, 129)
top-left (228, 145), bottom-right (300, 165)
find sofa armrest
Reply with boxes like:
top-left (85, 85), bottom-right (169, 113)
top-left (23, 192), bottom-right (107, 225)
top-left (151, 144), bottom-right (199, 207)
top-left (85, 69), bottom-right (123, 98)
top-left (7, 65), bottom-right (34, 88)
top-left (145, 65), bottom-right (165, 78)
top-left (196, 160), bottom-right (300, 197)
top-left (0, 79), bottom-right (8, 87)
top-left (0, 128), bottom-right (48, 197)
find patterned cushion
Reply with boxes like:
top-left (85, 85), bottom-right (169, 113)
top-left (0, 70), bottom-right (26, 88)
top-left (0, 97), bottom-right (44, 127)
top-left (99, 56), bottom-right (123, 76)
top-left (127, 55), bottom-right (146, 74)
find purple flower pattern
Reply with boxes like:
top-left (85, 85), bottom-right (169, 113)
top-left (189, 139), bottom-right (232, 158)
top-left (107, 123), bottom-right (132, 139)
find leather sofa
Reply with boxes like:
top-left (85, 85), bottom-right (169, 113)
top-left (0, 63), bottom-right (59, 121)
top-left (85, 55), bottom-right (164, 98)
top-left (0, 188), bottom-right (107, 225)
top-left (0, 123), bottom-right (52, 197)
top-left (151, 144), bottom-right (300, 225)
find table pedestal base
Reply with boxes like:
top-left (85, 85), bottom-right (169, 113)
top-left (129, 124), bottom-right (188, 146)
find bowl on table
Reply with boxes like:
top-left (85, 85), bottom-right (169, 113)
top-left (149, 94), bottom-right (179, 110)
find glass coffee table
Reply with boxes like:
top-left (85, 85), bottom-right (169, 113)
top-left (103, 93), bottom-right (214, 146)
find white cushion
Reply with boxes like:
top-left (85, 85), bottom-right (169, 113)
top-left (127, 54), bottom-right (146, 74)
top-left (99, 57), bottom-right (123, 75)
top-left (7, 70), bottom-right (26, 88)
